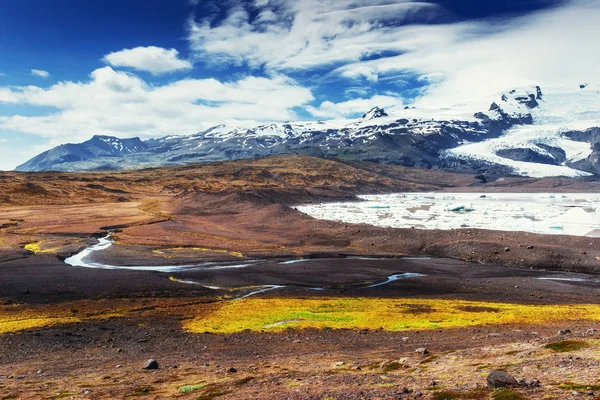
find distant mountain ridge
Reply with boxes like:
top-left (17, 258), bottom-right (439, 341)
top-left (15, 85), bottom-right (600, 178)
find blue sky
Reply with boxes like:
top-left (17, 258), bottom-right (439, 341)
top-left (0, 0), bottom-right (598, 170)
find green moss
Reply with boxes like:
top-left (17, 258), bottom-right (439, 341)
top-left (382, 361), bottom-right (402, 373)
top-left (492, 389), bottom-right (523, 400)
top-left (558, 383), bottom-right (600, 391)
top-left (178, 384), bottom-right (206, 393)
top-left (185, 297), bottom-right (600, 334)
top-left (52, 394), bottom-right (75, 399)
top-left (432, 389), bottom-right (488, 400)
top-left (544, 340), bottom-right (589, 353)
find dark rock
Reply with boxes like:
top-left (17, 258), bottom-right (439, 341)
top-left (227, 367), bottom-right (237, 373)
top-left (142, 359), bottom-right (159, 370)
top-left (487, 370), bottom-right (518, 388)
top-left (536, 86), bottom-right (543, 100)
top-left (558, 329), bottom-right (572, 336)
top-left (362, 107), bottom-right (388, 120)
top-left (415, 347), bottom-right (429, 355)
top-left (496, 148), bottom-right (558, 165)
top-left (519, 378), bottom-right (541, 387)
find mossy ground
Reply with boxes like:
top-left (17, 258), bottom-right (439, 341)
top-left (545, 340), bottom-right (589, 352)
top-left (184, 297), bottom-right (600, 334)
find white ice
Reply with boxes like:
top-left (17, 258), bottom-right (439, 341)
top-left (297, 193), bottom-right (600, 237)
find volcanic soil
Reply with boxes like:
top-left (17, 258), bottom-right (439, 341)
top-left (1, 155), bottom-right (600, 399)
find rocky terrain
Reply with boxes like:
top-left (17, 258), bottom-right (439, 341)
top-left (2, 156), bottom-right (600, 399)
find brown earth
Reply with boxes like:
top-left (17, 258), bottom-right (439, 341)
top-left (1, 155), bottom-right (600, 399)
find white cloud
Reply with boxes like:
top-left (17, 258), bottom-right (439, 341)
top-left (188, 0), bottom-right (444, 71)
top-left (338, 0), bottom-right (600, 107)
top-left (31, 69), bottom-right (50, 78)
top-left (188, 0), bottom-right (600, 109)
top-left (307, 94), bottom-right (403, 119)
top-left (0, 66), bottom-right (314, 144)
top-left (103, 46), bottom-right (193, 75)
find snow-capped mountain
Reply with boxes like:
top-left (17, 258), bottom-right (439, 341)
top-left (15, 85), bottom-right (600, 178)
top-left (16, 135), bottom-right (150, 172)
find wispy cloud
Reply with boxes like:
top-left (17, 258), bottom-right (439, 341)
top-left (337, 0), bottom-right (600, 108)
top-left (188, 0), bottom-right (599, 108)
top-left (187, 0), bottom-right (445, 71)
top-left (31, 69), bottom-right (50, 78)
top-left (103, 46), bottom-right (193, 75)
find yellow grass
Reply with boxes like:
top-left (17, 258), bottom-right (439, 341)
top-left (24, 242), bottom-right (42, 253)
top-left (24, 241), bottom-right (60, 254)
top-left (0, 308), bottom-right (80, 334)
top-left (183, 297), bottom-right (600, 334)
top-left (154, 247), bottom-right (245, 258)
top-left (0, 303), bottom-right (130, 335)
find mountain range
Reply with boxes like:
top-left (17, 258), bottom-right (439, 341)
top-left (16, 85), bottom-right (600, 178)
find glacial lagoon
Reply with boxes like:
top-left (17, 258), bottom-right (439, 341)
top-left (297, 193), bottom-right (600, 237)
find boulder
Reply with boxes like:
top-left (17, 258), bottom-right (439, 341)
top-left (486, 370), bottom-right (518, 389)
top-left (142, 359), bottom-right (159, 370)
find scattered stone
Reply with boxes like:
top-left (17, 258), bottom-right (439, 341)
top-left (83, 389), bottom-right (92, 395)
top-left (519, 378), bottom-right (540, 387)
top-left (142, 359), bottom-right (159, 370)
top-left (527, 245), bottom-right (534, 249)
top-left (488, 333), bottom-right (501, 338)
top-left (429, 380), bottom-right (437, 387)
top-left (415, 347), bottom-right (429, 355)
top-left (402, 337), bottom-right (410, 342)
top-left (227, 367), bottom-right (237, 373)
top-left (558, 329), bottom-right (572, 336)
top-left (334, 361), bottom-right (345, 367)
top-left (115, 365), bottom-right (122, 369)
top-left (486, 370), bottom-right (518, 389)
top-left (414, 391), bottom-right (423, 398)
top-left (36, 370), bottom-right (43, 374)
top-left (504, 247), bottom-right (511, 252)
top-left (400, 386), bottom-right (412, 394)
